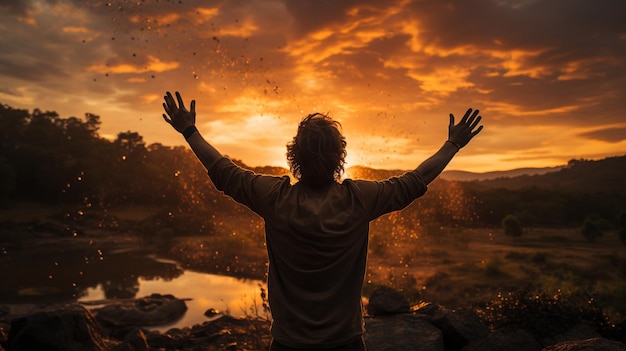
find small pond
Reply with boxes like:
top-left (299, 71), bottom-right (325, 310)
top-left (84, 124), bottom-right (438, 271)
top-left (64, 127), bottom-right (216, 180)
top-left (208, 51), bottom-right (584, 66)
top-left (0, 247), bottom-right (266, 331)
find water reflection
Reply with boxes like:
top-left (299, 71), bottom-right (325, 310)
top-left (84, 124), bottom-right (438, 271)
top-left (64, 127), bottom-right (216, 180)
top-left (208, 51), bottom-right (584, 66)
top-left (80, 270), bottom-right (266, 331)
top-left (1, 248), bottom-right (265, 330)
top-left (0, 248), bottom-right (182, 304)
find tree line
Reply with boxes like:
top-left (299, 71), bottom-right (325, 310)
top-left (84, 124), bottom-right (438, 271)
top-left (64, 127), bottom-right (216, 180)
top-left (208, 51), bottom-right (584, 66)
top-left (1, 103), bottom-right (624, 238)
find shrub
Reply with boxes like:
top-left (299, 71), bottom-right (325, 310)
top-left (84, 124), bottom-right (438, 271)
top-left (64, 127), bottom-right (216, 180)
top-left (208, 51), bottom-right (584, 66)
top-left (581, 215), bottom-right (604, 243)
top-left (502, 214), bottom-right (523, 238)
top-left (476, 289), bottom-right (615, 340)
top-left (484, 258), bottom-right (504, 277)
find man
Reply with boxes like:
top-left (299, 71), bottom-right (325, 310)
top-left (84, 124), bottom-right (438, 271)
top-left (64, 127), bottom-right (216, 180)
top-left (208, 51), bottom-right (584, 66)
top-left (162, 91), bottom-right (483, 350)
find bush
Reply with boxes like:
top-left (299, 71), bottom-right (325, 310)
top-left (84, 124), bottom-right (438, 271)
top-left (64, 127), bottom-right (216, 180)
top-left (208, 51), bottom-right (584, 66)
top-left (476, 289), bottom-right (615, 340)
top-left (484, 258), bottom-right (504, 277)
top-left (502, 214), bottom-right (523, 238)
top-left (581, 215), bottom-right (604, 243)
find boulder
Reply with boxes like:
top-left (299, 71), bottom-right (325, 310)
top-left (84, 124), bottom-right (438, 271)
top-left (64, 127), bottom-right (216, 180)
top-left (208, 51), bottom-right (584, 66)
top-left (542, 337), bottom-right (626, 351)
top-left (94, 293), bottom-right (187, 327)
top-left (109, 328), bottom-right (149, 351)
top-left (365, 314), bottom-right (444, 351)
top-left (418, 304), bottom-right (490, 350)
top-left (145, 315), bottom-right (271, 350)
top-left (367, 285), bottom-right (411, 316)
top-left (540, 322), bottom-right (601, 347)
top-left (6, 304), bottom-right (109, 351)
top-left (464, 328), bottom-right (542, 351)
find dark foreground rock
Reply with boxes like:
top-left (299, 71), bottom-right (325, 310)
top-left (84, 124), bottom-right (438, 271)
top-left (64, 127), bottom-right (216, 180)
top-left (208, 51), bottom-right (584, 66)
top-left (6, 304), bottom-right (109, 351)
top-left (543, 337), bottom-right (626, 351)
top-left (365, 313), bottom-right (444, 351)
top-left (1, 288), bottom-right (625, 351)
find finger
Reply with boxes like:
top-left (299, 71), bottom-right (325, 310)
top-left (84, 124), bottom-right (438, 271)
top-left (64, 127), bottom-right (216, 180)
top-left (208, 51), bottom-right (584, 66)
top-left (190, 100), bottom-right (196, 116)
top-left (471, 125), bottom-right (484, 136)
top-left (164, 92), bottom-right (175, 110)
top-left (460, 108), bottom-right (472, 124)
top-left (469, 115), bottom-right (482, 130)
top-left (175, 91), bottom-right (185, 110)
top-left (162, 113), bottom-right (172, 125)
top-left (449, 113), bottom-right (455, 127)
top-left (467, 109), bottom-right (480, 125)
top-left (162, 102), bottom-right (172, 116)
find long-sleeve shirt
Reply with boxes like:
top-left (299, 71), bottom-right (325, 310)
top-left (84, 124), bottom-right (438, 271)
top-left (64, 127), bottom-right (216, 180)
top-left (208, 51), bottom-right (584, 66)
top-left (207, 157), bottom-right (428, 348)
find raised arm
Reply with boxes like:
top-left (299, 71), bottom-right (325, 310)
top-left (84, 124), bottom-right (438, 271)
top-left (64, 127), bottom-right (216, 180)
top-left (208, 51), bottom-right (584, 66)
top-left (162, 91), bottom-right (222, 170)
top-left (416, 108), bottom-right (483, 184)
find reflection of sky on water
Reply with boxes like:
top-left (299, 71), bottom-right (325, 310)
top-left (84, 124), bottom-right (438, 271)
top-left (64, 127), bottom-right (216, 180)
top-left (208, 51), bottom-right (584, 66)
top-left (80, 270), bottom-right (266, 331)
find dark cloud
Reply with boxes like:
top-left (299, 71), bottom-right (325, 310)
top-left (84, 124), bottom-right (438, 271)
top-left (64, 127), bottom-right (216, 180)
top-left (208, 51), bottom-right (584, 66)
top-left (579, 127), bottom-right (626, 143)
top-left (0, 0), bottom-right (34, 15)
top-left (0, 57), bottom-right (68, 81)
top-left (0, 0), bottom-right (61, 15)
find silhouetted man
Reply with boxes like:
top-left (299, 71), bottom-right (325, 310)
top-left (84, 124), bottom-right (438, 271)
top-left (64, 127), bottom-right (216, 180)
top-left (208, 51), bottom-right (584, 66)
top-left (162, 91), bottom-right (483, 350)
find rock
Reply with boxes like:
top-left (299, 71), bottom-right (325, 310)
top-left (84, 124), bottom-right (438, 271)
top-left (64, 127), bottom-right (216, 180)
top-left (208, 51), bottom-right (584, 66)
top-left (145, 315), bottom-right (271, 350)
top-left (95, 293), bottom-right (187, 327)
top-left (367, 285), bottom-right (411, 316)
top-left (540, 322), bottom-right (601, 347)
top-left (464, 328), bottom-right (542, 351)
top-left (6, 304), bottom-right (109, 351)
top-left (110, 328), bottom-right (149, 351)
top-left (365, 314), bottom-right (444, 351)
top-left (419, 304), bottom-right (490, 350)
top-left (542, 337), bottom-right (626, 351)
top-left (205, 308), bottom-right (222, 318)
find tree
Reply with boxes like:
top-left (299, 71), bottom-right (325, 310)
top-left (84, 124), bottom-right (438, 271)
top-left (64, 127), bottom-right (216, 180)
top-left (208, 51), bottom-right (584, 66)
top-left (502, 214), bottom-right (523, 238)
top-left (581, 215), bottom-right (603, 243)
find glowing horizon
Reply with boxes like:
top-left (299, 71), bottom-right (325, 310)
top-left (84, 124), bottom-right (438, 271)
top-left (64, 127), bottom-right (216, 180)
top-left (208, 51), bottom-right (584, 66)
top-left (1, 0), bottom-right (625, 173)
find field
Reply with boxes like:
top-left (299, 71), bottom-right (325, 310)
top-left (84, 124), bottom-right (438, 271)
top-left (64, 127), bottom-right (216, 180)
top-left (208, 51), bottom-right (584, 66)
top-left (364, 224), bottom-right (626, 321)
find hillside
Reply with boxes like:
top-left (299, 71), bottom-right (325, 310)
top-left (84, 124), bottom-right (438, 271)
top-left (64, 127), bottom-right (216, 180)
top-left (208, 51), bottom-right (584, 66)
top-left (440, 166), bottom-right (563, 182)
top-left (341, 155), bottom-right (625, 194)
top-left (468, 155), bottom-right (626, 194)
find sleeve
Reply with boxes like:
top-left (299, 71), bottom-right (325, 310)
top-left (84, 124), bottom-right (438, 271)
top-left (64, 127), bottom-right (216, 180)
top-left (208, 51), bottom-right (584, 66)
top-left (207, 157), bottom-right (290, 217)
top-left (351, 170), bottom-right (428, 221)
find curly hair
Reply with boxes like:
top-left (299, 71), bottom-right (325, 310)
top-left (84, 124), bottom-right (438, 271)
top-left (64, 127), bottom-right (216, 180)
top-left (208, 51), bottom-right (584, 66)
top-left (286, 113), bottom-right (347, 186)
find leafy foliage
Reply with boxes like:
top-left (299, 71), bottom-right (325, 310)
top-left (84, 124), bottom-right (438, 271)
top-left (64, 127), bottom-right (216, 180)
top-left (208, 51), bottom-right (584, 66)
top-left (476, 289), bottom-right (620, 340)
top-left (581, 215), bottom-right (604, 243)
top-left (502, 214), bottom-right (523, 238)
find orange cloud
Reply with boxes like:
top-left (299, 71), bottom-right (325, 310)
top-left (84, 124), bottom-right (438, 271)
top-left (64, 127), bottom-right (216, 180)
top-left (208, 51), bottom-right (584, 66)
top-left (88, 55), bottom-right (179, 74)
top-left (62, 26), bottom-right (90, 33)
top-left (489, 49), bottom-right (552, 78)
top-left (129, 13), bottom-right (180, 26)
top-left (193, 7), bottom-right (220, 24)
top-left (486, 101), bottom-right (589, 117)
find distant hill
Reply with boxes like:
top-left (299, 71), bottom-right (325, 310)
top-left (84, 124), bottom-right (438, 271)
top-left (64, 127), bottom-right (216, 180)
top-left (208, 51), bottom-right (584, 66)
top-left (440, 167), bottom-right (564, 182)
top-left (467, 155), bottom-right (626, 194)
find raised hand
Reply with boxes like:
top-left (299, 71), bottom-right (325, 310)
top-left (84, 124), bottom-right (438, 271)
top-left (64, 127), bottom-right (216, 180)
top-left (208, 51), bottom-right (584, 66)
top-left (448, 108), bottom-right (483, 149)
top-left (162, 91), bottom-right (196, 133)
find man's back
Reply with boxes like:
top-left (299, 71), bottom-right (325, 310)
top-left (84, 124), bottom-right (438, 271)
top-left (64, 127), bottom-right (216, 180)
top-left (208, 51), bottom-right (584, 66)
top-left (208, 157), bottom-right (427, 348)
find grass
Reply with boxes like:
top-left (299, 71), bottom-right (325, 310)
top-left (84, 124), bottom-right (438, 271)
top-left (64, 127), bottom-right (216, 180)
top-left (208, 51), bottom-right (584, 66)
top-left (365, 226), bottom-right (626, 322)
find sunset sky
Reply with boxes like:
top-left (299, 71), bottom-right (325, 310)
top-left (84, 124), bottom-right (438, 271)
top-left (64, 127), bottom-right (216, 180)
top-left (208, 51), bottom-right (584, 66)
top-left (1, 0), bottom-right (625, 172)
